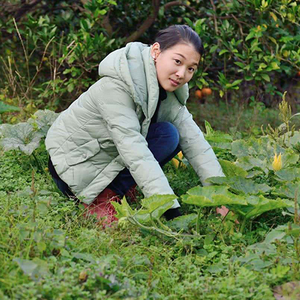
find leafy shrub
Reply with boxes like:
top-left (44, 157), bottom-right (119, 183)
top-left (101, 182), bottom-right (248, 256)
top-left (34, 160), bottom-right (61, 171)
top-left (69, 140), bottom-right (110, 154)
top-left (0, 0), bottom-right (299, 123)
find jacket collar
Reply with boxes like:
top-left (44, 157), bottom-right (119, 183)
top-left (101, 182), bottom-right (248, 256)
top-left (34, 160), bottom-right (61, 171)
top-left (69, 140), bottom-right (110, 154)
top-left (98, 42), bottom-right (189, 118)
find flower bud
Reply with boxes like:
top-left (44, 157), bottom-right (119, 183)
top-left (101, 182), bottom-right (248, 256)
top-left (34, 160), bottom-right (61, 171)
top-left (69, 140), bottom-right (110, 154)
top-left (272, 153), bottom-right (282, 171)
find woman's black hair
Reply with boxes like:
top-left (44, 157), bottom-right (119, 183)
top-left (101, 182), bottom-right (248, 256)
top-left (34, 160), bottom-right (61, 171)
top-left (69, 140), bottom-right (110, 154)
top-left (154, 25), bottom-right (204, 56)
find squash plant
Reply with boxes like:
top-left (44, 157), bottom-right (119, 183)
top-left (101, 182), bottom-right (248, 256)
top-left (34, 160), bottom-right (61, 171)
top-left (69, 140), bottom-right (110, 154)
top-left (114, 100), bottom-right (299, 236)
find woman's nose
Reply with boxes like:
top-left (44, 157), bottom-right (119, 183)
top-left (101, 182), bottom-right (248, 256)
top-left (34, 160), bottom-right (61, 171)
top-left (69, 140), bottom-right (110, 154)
top-left (176, 67), bottom-right (185, 78)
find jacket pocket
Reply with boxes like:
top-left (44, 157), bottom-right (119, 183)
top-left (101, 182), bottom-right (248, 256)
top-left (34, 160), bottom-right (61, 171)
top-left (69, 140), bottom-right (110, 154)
top-left (66, 139), bottom-right (101, 166)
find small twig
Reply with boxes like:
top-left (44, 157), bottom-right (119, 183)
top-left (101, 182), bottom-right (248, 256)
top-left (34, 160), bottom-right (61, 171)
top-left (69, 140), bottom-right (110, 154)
top-left (13, 18), bottom-right (30, 84)
top-left (294, 189), bottom-right (299, 225)
top-left (24, 36), bottom-right (55, 98)
top-left (209, 0), bottom-right (219, 35)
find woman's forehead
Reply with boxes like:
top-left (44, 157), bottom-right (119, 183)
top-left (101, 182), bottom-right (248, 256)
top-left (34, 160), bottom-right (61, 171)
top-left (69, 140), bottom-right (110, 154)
top-left (166, 43), bottom-right (200, 65)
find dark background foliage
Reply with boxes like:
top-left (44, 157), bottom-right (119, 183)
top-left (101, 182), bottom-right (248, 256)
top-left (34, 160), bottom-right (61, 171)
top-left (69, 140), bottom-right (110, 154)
top-left (0, 0), bottom-right (299, 121)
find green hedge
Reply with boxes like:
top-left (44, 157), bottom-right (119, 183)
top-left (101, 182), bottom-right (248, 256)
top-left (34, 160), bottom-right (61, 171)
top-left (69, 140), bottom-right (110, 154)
top-left (0, 0), bottom-right (299, 120)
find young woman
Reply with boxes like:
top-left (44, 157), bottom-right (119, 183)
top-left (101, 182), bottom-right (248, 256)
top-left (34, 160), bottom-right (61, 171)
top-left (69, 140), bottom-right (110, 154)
top-left (45, 25), bottom-right (224, 226)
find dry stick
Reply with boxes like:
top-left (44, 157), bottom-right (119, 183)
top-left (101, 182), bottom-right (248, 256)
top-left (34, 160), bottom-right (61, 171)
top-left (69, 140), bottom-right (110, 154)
top-left (2, 55), bottom-right (26, 102)
top-left (1, 57), bottom-right (17, 97)
top-left (213, 208), bottom-right (231, 241)
top-left (24, 36), bottom-right (55, 98)
top-left (209, 0), bottom-right (219, 35)
top-left (39, 40), bottom-right (77, 101)
top-left (13, 18), bottom-right (30, 86)
top-left (294, 189), bottom-right (299, 225)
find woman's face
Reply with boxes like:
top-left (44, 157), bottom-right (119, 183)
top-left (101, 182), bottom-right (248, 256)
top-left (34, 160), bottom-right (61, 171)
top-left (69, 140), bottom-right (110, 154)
top-left (151, 42), bottom-right (200, 92)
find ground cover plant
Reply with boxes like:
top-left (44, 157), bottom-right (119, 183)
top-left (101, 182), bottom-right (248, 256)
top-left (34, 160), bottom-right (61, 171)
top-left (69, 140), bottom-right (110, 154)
top-left (0, 98), bottom-right (300, 299)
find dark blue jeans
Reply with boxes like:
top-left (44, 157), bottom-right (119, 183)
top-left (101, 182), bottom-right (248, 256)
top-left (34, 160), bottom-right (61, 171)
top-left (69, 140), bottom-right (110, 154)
top-left (108, 121), bottom-right (180, 196)
top-left (49, 122), bottom-right (180, 198)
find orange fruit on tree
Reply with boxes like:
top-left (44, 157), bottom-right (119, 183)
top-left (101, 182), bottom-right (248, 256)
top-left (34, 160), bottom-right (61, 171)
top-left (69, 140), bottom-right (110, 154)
top-left (202, 87), bottom-right (212, 96)
top-left (297, 71), bottom-right (300, 77)
top-left (195, 89), bottom-right (203, 99)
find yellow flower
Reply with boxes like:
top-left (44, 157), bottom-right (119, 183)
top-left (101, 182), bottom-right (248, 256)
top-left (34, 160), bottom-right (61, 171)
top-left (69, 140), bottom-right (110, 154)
top-left (272, 153), bottom-right (282, 171)
top-left (172, 151), bottom-right (186, 169)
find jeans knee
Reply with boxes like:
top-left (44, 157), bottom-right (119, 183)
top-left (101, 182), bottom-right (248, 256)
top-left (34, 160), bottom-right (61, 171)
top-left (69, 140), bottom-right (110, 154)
top-left (158, 122), bottom-right (179, 149)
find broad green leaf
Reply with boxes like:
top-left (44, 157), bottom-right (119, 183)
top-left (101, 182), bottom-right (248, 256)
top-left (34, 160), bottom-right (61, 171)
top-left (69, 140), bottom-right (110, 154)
top-left (280, 131), bottom-right (300, 148)
top-left (246, 31), bottom-right (255, 41)
top-left (206, 133), bottom-right (233, 143)
top-left (209, 45), bottom-right (218, 53)
top-left (246, 242), bottom-right (277, 256)
top-left (264, 225), bottom-right (287, 244)
top-left (233, 196), bottom-right (293, 220)
top-left (249, 259), bottom-right (273, 271)
top-left (231, 140), bottom-right (250, 157)
top-left (182, 185), bottom-right (247, 207)
top-left (13, 257), bottom-right (50, 281)
top-left (282, 151), bottom-right (299, 167)
top-left (275, 168), bottom-right (300, 182)
top-left (261, 74), bottom-right (270, 82)
top-left (270, 62), bottom-right (280, 70)
top-left (112, 197), bottom-right (134, 219)
top-left (286, 224), bottom-right (300, 239)
top-left (13, 258), bottom-right (37, 276)
top-left (72, 252), bottom-right (96, 263)
top-left (219, 49), bottom-right (229, 56)
top-left (167, 214), bottom-right (197, 231)
top-left (274, 182), bottom-right (300, 199)
top-left (236, 156), bottom-right (268, 173)
top-left (134, 210), bottom-right (151, 224)
top-left (0, 101), bottom-right (20, 113)
top-left (28, 109), bottom-right (59, 137)
top-left (207, 176), bottom-right (272, 195)
top-left (234, 62), bottom-right (245, 68)
top-left (246, 170), bottom-right (264, 178)
top-left (205, 125), bottom-right (232, 150)
top-left (210, 141), bottom-right (232, 150)
top-left (141, 194), bottom-right (177, 220)
top-left (219, 159), bottom-right (248, 177)
top-left (0, 123), bottom-right (43, 155)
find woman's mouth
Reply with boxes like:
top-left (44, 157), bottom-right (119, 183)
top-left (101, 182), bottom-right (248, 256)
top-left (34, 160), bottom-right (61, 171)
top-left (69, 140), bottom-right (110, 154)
top-left (170, 79), bottom-right (180, 87)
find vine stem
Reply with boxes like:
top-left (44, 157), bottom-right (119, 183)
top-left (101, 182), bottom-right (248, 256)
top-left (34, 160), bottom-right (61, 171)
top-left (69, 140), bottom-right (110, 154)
top-left (196, 208), bottom-right (202, 234)
top-left (127, 216), bottom-right (203, 240)
top-left (240, 219), bottom-right (247, 233)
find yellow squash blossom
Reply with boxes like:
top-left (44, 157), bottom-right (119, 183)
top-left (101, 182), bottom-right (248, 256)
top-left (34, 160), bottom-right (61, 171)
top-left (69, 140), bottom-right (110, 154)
top-left (172, 151), bottom-right (186, 169)
top-left (272, 153), bottom-right (282, 171)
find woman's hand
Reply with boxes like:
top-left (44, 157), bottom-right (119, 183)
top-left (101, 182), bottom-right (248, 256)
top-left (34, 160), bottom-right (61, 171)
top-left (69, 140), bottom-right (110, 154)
top-left (216, 205), bottom-right (230, 217)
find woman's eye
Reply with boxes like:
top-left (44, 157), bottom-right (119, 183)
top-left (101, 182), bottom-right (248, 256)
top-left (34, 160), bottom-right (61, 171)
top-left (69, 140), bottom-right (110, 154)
top-left (189, 67), bottom-right (195, 72)
top-left (175, 59), bottom-right (181, 64)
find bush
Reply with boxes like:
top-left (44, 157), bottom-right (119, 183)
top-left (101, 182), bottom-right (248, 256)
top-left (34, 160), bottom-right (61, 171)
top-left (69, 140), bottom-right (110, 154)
top-left (0, 0), bottom-right (299, 122)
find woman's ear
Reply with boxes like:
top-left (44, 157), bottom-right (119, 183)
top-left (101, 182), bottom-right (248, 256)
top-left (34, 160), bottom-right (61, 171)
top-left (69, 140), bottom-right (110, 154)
top-left (151, 42), bottom-right (161, 60)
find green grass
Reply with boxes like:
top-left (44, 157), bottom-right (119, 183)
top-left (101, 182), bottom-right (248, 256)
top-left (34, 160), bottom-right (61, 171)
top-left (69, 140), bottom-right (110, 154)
top-left (187, 97), bottom-right (300, 137)
top-left (0, 143), bottom-right (299, 299)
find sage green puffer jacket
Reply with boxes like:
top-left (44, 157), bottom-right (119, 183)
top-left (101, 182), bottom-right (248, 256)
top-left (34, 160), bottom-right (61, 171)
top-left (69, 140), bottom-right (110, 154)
top-left (45, 42), bottom-right (224, 205)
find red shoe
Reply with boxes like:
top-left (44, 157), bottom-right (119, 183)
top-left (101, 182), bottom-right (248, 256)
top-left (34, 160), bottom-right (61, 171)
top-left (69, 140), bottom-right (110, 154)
top-left (125, 184), bottom-right (138, 203)
top-left (82, 188), bottom-right (121, 227)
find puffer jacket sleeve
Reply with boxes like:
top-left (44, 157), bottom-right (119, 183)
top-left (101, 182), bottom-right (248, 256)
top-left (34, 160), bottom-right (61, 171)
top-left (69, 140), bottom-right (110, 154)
top-left (90, 78), bottom-right (180, 207)
top-left (174, 106), bottom-right (225, 185)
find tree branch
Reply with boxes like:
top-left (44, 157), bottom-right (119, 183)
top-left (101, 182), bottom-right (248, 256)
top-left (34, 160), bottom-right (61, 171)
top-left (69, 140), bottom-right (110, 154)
top-left (164, 1), bottom-right (201, 16)
top-left (125, 0), bottom-right (160, 43)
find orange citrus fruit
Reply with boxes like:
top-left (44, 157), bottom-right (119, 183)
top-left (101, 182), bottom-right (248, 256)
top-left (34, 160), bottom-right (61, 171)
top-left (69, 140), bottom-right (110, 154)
top-left (202, 88), bottom-right (212, 96)
top-left (195, 90), bottom-right (202, 99)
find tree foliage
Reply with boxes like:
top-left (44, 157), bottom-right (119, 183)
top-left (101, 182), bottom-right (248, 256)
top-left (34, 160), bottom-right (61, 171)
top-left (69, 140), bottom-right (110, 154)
top-left (0, 0), bottom-right (299, 120)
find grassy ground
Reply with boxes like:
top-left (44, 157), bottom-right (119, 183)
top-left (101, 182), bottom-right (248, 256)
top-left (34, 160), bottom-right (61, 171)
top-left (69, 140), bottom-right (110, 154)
top-left (0, 136), bottom-right (299, 299)
top-left (187, 96), bottom-right (300, 136)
